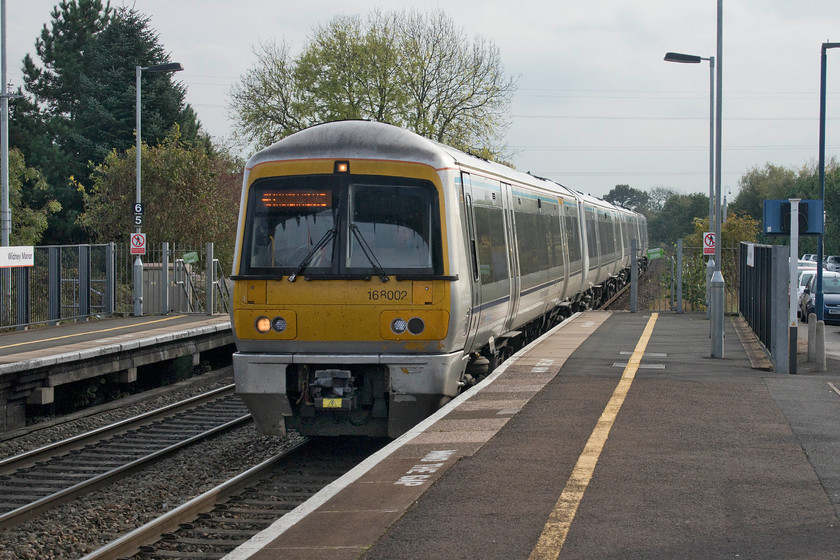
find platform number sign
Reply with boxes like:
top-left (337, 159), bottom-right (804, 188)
top-left (133, 202), bottom-right (144, 227)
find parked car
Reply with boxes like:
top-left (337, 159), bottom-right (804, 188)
top-left (802, 253), bottom-right (817, 262)
top-left (799, 270), bottom-right (840, 323)
top-left (796, 269), bottom-right (816, 315)
top-left (825, 255), bottom-right (840, 272)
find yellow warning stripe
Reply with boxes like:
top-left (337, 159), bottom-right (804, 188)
top-left (0, 315), bottom-right (187, 351)
top-left (529, 312), bottom-right (659, 560)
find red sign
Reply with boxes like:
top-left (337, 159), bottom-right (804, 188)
top-left (703, 232), bottom-right (715, 255)
top-left (130, 233), bottom-right (146, 255)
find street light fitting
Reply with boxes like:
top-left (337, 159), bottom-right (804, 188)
top-left (664, 52), bottom-right (704, 64)
top-left (143, 62), bottom-right (184, 73)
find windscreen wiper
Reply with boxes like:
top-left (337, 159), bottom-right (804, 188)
top-left (288, 228), bottom-right (336, 282)
top-left (350, 224), bottom-right (389, 282)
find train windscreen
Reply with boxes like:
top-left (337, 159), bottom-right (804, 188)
top-left (241, 175), bottom-right (441, 277)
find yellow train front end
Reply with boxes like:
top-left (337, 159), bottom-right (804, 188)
top-left (231, 125), bottom-right (464, 437)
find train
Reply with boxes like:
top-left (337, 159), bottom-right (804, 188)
top-left (230, 120), bottom-right (648, 438)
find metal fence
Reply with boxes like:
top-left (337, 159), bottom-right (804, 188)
top-left (114, 242), bottom-right (230, 316)
top-left (642, 243), bottom-right (741, 314)
top-left (0, 242), bottom-right (229, 331)
top-left (1, 244), bottom-right (115, 329)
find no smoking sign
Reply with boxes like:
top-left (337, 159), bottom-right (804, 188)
top-left (130, 233), bottom-right (147, 255)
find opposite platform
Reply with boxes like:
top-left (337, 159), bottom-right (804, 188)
top-left (227, 310), bottom-right (840, 560)
top-left (0, 314), bottom-right (232, 432)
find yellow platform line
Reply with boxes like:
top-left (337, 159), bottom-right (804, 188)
top-left (0, 315), bottom-right (187, 351)
top-left (529, 313), bottom-right (659, 560)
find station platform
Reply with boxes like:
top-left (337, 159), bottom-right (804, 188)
top-left (0, 314), bottom-right (232, 432)
top-left (226, 310), bottom-right (840, 560)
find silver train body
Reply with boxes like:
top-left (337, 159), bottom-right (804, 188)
top-left (230, 121), bottom-right (648, 437)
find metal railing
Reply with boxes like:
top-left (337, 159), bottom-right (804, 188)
top-left (641, 243), bottom-right (741, 314)
top-left (114, 242), bottom-right (229, 316)
top-left (1, 242), bottom-right (228, 331)
top-left (0, 244), bottom-right (116, 330)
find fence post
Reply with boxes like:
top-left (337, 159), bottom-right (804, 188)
top-left (105, 242), bottom-right (115, 316)
top-left (79, 245), bottom-right (90, 317)
top-left (676, 239), bottom-right (684, 314)
top-left (206, 242), bottom-right (214, 315)
top-left (161, 242), bottom-right (170, 314)
top-left (15, 266), bottom-right (28, 328)
top-left (771, 245), bottom-right (789, 373)
top-left (630, 239), bottom-right (638, 313)
top-left (48, 246), bottom-right (61, 324)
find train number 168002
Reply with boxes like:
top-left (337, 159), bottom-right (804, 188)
top-left (367, 289), bottom-right (409, 301)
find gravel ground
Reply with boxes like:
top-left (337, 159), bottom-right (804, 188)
top-left (0, 369), bottom-right (236, 458)
top-left (0, 369), bottom-right (303, 560)
top-left (606, 258), bottom-right (669, 312)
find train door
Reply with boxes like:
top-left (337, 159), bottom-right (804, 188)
top-left (502, 183), bottom-right (521, 332)
top-left (460, 172), bottom-right (482, 353)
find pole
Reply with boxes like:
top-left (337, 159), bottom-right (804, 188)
top-left (817, 43), bottom-right (840, 321)
top-left (710, 0), bottom-right (725, 358)
top-left (788, 199), bottom-right (800, 374)
top-left (1, 0), bottom-right (9, 247)
top-left (708, 56), bottom-right (715, 237)
top-left (133, 66), bottom-right (143, 316)
top-left (630, 238), bottom-right (638, 313)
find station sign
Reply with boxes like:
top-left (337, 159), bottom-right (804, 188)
top-left (0, 246), bottom-right (34, 268)
top-left (647, 247), bottom-right (664, 260)
top-left (762, 199), bottom-right (824, 235)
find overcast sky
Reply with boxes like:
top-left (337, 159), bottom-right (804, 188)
top-left (5, 0), bottom-right (840, 199)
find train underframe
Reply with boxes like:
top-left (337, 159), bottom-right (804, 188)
top-left (236, 264), bottom-right (642, 438)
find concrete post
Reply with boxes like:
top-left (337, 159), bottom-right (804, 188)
top-left (630, 238), bottom-right (638, 313)
top-left (808, 312), bottom-right (816, 362)
top-left (676, 239), bottom-right (683, 314)
top-left (816, 321), bottom-right (826, 372)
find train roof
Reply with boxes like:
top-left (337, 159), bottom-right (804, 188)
top-left (245, 120), bottom-right (578, 196)
top-left (245, 121), bottom-right (636, 215)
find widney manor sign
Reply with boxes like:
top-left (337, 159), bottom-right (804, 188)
top-left (0, 246), bottom-right (35, 268)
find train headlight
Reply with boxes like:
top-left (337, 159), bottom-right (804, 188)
top-left (271, 316), bottom-right (287, 332)
top-left (391, 318), bottom-right (408, 334)
top-left (408, 317), bottom-right (425, 335)
top-left (255, 315), bottom-right (271, 333)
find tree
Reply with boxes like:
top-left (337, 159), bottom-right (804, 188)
top-left (647, 191), bottom-right (709, 245)
top-left (78, 127), bottom-right (241, 269)
top-left (604, 184), bottom-right (650, 212)
top-left (728, 163), bottom-right (798, 224)
top-left (7, 149), bottom-right (62, 245)
top-left (13, 2), bottom-right (202, 244)
top-left (228, 9), bottom-right (518, 159)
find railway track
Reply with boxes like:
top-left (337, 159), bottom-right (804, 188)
top-left (81, 437), bottom-right (387, 560)
top-left (0, 385), bottom-right (250, 530)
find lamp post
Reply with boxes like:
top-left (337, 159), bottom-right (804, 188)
top-left (817, 43), bottom-right (840, 322)
top-left (664, 52), bottom-right (715, 234)
top-left (710, 0), bottom-right (725, 359)
top-left (134, 62), bottom-right (183, 317)
top-left (662, 0), bottom-right (724, 358)
top-left (664, 51), bottom-right (715, 322)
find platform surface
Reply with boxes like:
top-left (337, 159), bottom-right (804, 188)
top-left (0, 314), bottom-right (230, 372)
top-left (226, 311), bottom-right (840, 560)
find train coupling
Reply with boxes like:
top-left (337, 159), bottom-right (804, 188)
top-left (308, 369), bottom-right (357, 412)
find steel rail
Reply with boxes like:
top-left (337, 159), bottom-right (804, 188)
top-left (0, 384), bottom-right (236, 475)
top-left (600, 279), bottom-right (633, 310)
top-left (0, 399), bottom-right (249, 530)
top-left (79, 438), bottom-right (311, 560)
